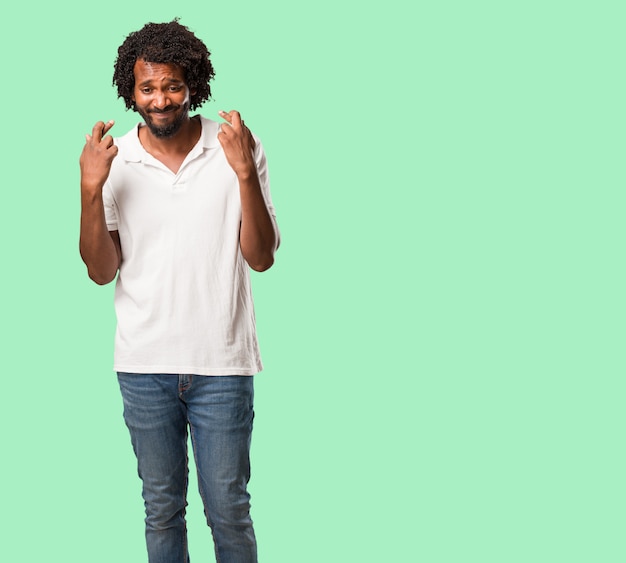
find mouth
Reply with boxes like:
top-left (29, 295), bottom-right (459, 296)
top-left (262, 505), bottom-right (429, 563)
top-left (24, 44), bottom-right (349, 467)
top-left (149, 107), bottom-right (178, 119)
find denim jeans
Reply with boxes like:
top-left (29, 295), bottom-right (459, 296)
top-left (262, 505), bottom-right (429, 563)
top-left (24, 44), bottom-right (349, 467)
top-left (117, 373), bottom-right (257, 563)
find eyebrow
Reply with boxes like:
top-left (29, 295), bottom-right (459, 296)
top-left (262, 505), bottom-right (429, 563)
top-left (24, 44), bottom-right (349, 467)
top-left (137, 78), bottom-right (184, 87)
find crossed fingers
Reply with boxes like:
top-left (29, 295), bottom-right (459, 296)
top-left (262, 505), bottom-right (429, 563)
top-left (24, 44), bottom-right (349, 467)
top-left (86, 120), bottom-right (115, 148)
top-left (218, 110), bottom-right (242, 129)
top-left (80, 120), bottom-right (118, 186)
top-left (218, 110), bottom-right (256, 150)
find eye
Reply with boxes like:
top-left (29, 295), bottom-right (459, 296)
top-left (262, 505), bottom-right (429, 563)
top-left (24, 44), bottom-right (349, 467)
top-left (169, 86), bottom-right (182, 92)
top-left (140, 88), bottom-right (152, 94)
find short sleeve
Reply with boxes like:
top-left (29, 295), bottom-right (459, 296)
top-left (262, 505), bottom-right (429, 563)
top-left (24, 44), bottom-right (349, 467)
top-left (102, 179), bottom-right (119, 231)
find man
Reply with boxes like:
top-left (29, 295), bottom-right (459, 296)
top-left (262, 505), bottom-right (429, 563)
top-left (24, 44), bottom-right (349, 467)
top-left (79, 20), bottom-right (278, 563)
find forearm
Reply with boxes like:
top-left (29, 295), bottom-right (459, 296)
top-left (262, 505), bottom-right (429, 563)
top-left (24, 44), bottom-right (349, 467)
top-left (79, 187), bottom-right (120, 285)
top-left (238, 170), bottom-right (278, 272)
top-left (216, 110), bottom-right (278, 270)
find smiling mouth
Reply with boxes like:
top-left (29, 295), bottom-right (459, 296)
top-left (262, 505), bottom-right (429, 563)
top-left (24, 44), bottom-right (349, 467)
top-left (148, 105), bottom-right (179, 117)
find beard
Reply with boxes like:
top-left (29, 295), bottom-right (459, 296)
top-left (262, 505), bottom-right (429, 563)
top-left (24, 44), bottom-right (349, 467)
top-left (136, 102), bottom-right (190, 138)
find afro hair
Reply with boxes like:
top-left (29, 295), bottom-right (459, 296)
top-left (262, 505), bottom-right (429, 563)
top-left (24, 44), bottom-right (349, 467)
top-left (113, 19), bottom-right (215, 111)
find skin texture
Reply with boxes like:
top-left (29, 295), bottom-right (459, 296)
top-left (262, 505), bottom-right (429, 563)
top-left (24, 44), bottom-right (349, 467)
top-left (79, 60), bottom-right (277, 284)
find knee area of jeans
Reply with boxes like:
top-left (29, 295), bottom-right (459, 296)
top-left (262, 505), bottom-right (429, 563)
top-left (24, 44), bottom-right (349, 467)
top-left (143, 490), bottom-right (188, 516)
top-left (204, 493), bottom-right (252, 525)
top-left (145, 501), bottom-right (188, 529)
top-left (208, 509), bottom-right (254, 531)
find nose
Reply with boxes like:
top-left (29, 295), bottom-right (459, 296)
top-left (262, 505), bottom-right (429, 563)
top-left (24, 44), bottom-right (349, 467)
top-left (153, 90), bottom-right (171, 110)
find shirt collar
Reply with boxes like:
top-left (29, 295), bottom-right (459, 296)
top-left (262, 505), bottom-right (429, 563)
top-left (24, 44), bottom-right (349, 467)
top-left (119, 115), bottom-right (220, 163)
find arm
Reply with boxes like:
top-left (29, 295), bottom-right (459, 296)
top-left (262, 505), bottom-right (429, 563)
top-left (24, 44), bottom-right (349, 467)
top-left (218, 110), bottom-right (278, 272)
top-left (79, 121), bottom-right (121, 285)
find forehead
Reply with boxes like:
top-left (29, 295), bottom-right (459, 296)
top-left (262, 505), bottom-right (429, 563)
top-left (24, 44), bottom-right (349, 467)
top-left (133, 59), bottom-right (186, 84)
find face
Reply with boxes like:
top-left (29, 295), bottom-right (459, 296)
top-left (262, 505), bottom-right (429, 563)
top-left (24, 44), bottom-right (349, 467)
top-left (132, 59), bottom-right (196, 138)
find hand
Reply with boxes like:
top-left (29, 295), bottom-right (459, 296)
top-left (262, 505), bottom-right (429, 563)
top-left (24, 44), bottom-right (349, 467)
top-left (217, 110), bottom-right (257, 177)
top-left (80, 120), bottom-right (118, 191)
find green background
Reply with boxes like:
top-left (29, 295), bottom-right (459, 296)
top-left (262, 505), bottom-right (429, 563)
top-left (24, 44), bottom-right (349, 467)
top-left (1, 0), bottom-right (624, 561)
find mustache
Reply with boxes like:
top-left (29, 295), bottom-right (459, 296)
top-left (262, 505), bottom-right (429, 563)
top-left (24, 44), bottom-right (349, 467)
top-left (148, 105), bottom-right (179, 114)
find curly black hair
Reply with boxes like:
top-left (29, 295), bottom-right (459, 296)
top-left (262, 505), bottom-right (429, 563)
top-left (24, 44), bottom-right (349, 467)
top-left (113, 19), bottom-right (215, 111)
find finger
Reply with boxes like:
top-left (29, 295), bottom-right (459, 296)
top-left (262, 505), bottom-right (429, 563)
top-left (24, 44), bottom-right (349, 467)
top-left (218, 110), bottom-right (243, 130)
top-left (102, 135), bottom-right (115, 148)
top-left (102, 120), bottom-right (115, 137)
top-left (218, 110), bottom-right (233, 124)
top-left (230, 111), bottom-right (242, 129)
top-left (91, 121), bottom-right (106, 142)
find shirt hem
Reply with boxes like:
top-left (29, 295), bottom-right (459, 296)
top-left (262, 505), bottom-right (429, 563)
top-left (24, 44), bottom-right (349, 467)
top-left (113, 364), bottom-right (262, 376)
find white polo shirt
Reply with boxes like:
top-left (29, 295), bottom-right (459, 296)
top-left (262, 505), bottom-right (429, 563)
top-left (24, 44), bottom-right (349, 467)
top-left (102, 116), bottom-right (277, 376)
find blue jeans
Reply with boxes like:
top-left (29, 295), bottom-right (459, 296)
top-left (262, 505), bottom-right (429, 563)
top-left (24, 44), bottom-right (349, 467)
top-left (117, 373), bottom-right (257, 563)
